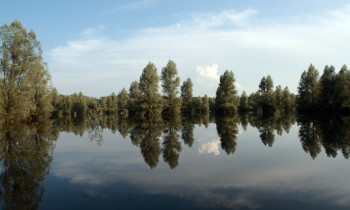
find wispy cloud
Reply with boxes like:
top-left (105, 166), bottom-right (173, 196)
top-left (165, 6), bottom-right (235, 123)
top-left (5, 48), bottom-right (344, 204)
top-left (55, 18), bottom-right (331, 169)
top-left (190, 9), bottom-right (257, 28)
top-left (48, 5), bottom-right (350, 97)
top-left (119, 0), bottom-right (158, 11)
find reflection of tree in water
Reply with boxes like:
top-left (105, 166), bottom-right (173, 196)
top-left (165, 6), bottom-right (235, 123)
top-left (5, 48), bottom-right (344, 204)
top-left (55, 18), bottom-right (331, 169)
top-left (297, 114), bottom-right (350, 159)
top-left (249, 112), bottom-right (295, 147)
top-left (181, 118), bottom-right (195, 148)
top-left (216, 115), bottom-right (239, 155)
top-left (118, 119), bottom-right (130, 139)
top-left (239, 113), bottom-right (249, 131)
top-left (128, 117), bottom-right (164, 169)
top-left (162, 117), bottom-right (182, 169)
top-left (297, 116), bottom-right (321, 159)
top-left (88, 125), bottom-right (103, 146)
top-left (0, 120), bottom-right (57, 209)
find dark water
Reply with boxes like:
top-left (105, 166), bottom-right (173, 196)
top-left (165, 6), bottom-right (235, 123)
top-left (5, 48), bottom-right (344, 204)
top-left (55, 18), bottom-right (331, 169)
top-left (1, 114), bottom-right (350, 210)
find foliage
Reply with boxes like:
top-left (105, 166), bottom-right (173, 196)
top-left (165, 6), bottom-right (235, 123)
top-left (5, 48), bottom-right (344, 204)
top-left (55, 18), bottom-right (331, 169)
top-left (161, 60), bottom-right (182, 118)
top-left (180, 78), bottom-right (193, 115)
top-left (297, 64), bottom-right (320, 111)
top-left (139, 62), bottom-right (163, 121)
top-left (0, 20), bottom-right (52, 122)
top-left (118, 88), bottom-right (129, 118)
top-left (215, 70), bottom-right (239, 116)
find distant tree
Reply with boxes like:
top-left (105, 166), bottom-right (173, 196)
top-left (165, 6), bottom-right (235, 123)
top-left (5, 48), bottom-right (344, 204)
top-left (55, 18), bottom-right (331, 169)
top-left (318, 65), bottom-right (336, 110)
top-left (258, 75), bottom-right (275, 113)
top-left (282, 87), bottom-right (292, 112)
top-left (333, 65), bottom-right (350, 110)
top-left (139, 62), bottom-right (163, 120)
top-left (109, 92), bottom-right (118, 114)
top-left (161, 60), bottom-right (182, 118)
top-left (118, 88), bottom-right (129, 118)
top-left (71, 92), bottom-right (87, 117)
top-left (51, 88), bottom-right (60, 115)
top-left (180, 78), bottom-right (193, 115)
top-left (238, 91), bottom-right (249, 112)
top-left (64, 95), bottom-right (72, 116)
top-left (275, 85), bottom-right (283, 110)
top-left (215, 70), bottom-right (239, 115)
top-left (259, 75), bottom-right (273, 92)
top-left (202, 94), bottom-right (210, 114)
top-left (128, 80), bottom-right (141, 115)
top-left (0, 20), bottom-right (52, 122)
top-left (192, 97), bottom-right (203, 115)
top-left (297, 64), bottom-right (320, 111)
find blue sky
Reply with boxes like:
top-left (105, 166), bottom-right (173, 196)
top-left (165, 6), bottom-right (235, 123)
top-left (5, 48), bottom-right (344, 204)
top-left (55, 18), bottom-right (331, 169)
top-left (1, 0), bottom-right (350, 97)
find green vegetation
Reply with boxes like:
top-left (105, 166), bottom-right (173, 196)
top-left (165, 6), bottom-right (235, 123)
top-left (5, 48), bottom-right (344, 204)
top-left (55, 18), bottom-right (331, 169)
top-left (1, 20), bottom-right (350, 125)
top-left (215, 70), bottom-right (239, 116)
top-left (297, 64), bottom-right (350, 113)
top-left (0, 20), bottom-right (52, 123)
top-left (161, 60), bottom-right (182, 119)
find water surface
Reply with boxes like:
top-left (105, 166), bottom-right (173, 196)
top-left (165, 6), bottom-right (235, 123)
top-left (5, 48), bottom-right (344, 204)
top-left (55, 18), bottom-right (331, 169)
top-left (1, 114), bottom-right (350, 209)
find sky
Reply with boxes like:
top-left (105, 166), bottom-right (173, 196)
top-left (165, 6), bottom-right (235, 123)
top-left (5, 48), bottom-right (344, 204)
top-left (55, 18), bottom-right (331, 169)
top-left (1, 0), bottom-right (350, 97)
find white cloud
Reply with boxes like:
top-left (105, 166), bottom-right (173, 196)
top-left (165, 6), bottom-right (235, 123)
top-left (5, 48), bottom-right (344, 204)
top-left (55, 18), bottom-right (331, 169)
top-left (198, 139), bottom-right (221, 156)
top-left (190, 9), bottom-right (257, 28)
top-left (197, 63), bottom-right (220, 80)
top-left (48, 5), bottom-right (350, 97)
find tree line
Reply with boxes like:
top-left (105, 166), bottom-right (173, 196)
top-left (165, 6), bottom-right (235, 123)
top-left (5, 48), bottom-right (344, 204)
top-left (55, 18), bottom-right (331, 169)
top-left (1, 20), bottom-right (350, 124)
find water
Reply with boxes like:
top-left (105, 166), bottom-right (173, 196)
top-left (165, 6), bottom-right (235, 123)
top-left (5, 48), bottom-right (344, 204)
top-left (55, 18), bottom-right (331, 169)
top-left (1, 114), bottom-right (350, 209)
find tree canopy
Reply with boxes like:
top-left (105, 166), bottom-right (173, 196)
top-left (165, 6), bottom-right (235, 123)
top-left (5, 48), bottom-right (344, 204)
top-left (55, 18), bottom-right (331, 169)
top-left (0, 20), bottom-right (52, 122)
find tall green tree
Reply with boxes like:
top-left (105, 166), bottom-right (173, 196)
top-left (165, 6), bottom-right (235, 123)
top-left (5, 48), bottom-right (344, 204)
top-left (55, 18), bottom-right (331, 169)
top-left (282, 87), bottom-right (292, 112)
top-left (238, 91), bottom-right (249, 112)
top-left (215, 70), bottom-right (239, 115)
top-left (128, 80), bottom-right (141, 115)
top-left (71, 92), bottom-right (87, 118)
top-left (139, 62), bottom-right (163, 120)
top-left (297, 64), bottom-right (320, 111)
top-left (161, 60), bottom-right (182, 118)
top-left (275, 85), bottom-right (283, 110)
top-left (0, 20), bottom-right (52, 122)
top-left (118, 88), bottom-right (129, 118)
top-left (180, 78), bottom-right (193, 115)
top-left (318, 65), bottom-right (336, 110)
top-left (333, 65), bottom-right (350, 110)
top-left (258, 75), bottom-right (275, 113)
top-left (202, 94), bottom-right (210, 114)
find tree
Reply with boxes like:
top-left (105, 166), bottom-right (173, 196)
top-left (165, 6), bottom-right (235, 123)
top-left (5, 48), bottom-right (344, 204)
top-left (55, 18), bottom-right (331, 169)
top-left (333, 65), bottom-right (350, 110)
top-left (297, 64), bottom-right (320, 111)
top-left (193, 96), bottom-right (203, 115)
top-left (0, 20), bottom-right (52, 122)
top-left (282, 87), bottom-right (292, 112)
top-left (318, 65), bottom-right (336, 110)
top-left (202, 94), bottom-right (210, 114)
top-left (215, 70), bottom-right (239, 115)
top-left (258, 75), bottom-right (275, 113)
top-left (128, 80), bottom-right (141, 115)
top-left (118, 88), bottom-right (129, 118)
top-left (275, 85), bottom-right (283, 110)
top-left (180, 78), bottom-right (193, 115)
top-left (139, 62), bottom-right (163, 120)
top-left (238, 91), bottom-right (249, 112)
top-left (71, 92), bottom-right (87, 118)
top-left (161, 60), bottom-right (182, 118)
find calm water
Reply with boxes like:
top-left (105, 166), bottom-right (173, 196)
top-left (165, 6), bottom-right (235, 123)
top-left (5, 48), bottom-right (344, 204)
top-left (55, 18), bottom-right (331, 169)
top-left (1, 114), bottom-right (350, 209)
